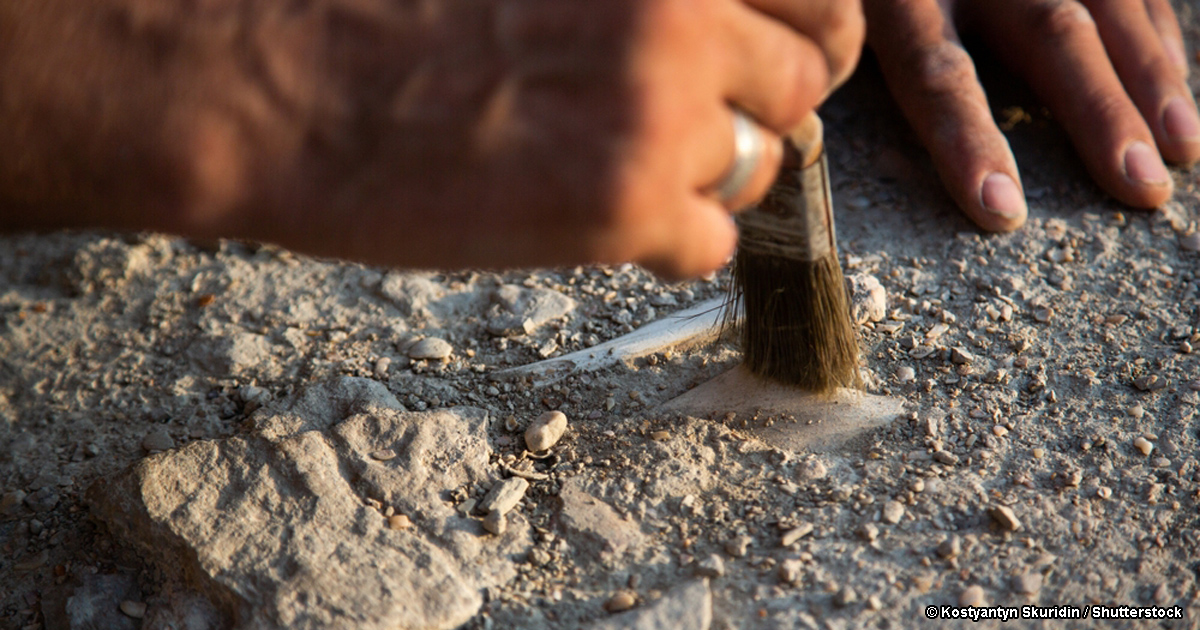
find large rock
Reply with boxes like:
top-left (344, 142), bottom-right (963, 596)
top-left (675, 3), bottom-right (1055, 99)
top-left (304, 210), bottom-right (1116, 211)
top-left (88, 377), bottom-right (528, 630)
top-left (487, 285), bottom-right (576, 336)
top-left (555, 478), bottom-right (645, 564)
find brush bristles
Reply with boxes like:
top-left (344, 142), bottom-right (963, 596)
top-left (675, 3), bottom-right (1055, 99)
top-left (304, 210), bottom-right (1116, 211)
top-left (727, 248), bottom-right (860, 393)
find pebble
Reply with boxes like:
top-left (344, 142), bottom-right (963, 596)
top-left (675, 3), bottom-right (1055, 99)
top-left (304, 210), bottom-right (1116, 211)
top-left (13, 550), bottom-right (48, 571)
top-left (1097, 486), bottom-right (1113, 500)
top-left (525, 411), bottom-right (568, 452)
top-left (936, 535), bottom-right (961, 559)
top-left (882, 501), bottom-right (905, 524)
top-left (960, 585), bottom-right (987, 607)
top-left (932, 450), bottom-right (958, 466)
top-left (370, 449), bottom-right (397, 461)
top-left (724, 535), bottom-right (753, 558)
top-left (856, 523), bottom-right (879, 542)
top-left (694, 553), bottom-right (725, 578)
top-left (1180, 232), bottom-right (1200, 252)
top-left (896, 366), bottom-right (916, 382)
top-left (387, 514), bottom-right (412, 530)
top-left (407, 337), bottom-right (453, 361)
top-left (834, 586), bottom-right (858, 607)
top-left (1033, 308), bottom-right (1053, 323)
top-left (989, 505), bottom-right (1022, 531)
top-left (29, 518), bottom-right (43, 535)
top-left (120, 600), bottom-right (147, 619)
top-left (0, 490), bottom-right (25, 515)
top-left (1133, 437), bottom-right (1154, 456)
top-left (867, 595), bottom-right (883, 611)
top-left (141, 428), bottom-right (175, 453)
top-left (780, 523), bottom-right (814, 546)
top-left (373, 357), bottom-right (392, 379)
top-left (1127, 404), bottom-right (1145, 419)
top-left (910, 479), bottom-right (925, 493)
top-left (1013, 572), bottom-right (1043, 595)
top-left (528, 548), bottom-right (551, 566)
top-left (604, 590), bottom-right (637, 613)
top-left (950, 347), bottom-right (974, 365)
top-left (778, 559), bottom-right (803, 585)
top-left (649, 430), bottom-right (671, 441)
top-left (480, 477), bottom-right (529, 516)
top-left (992, 425), bottom-right (1008, 438)
top-left (1133, 375), bottom-right (1166, 392)
top-left (483, 510), bottom-right (507, 535)
top-left (795, 459), bottom-right (828, 482)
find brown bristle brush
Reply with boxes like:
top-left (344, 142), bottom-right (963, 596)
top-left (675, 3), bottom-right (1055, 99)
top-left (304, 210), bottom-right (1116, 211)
top-left (726, 112), bottom-right (860, 393)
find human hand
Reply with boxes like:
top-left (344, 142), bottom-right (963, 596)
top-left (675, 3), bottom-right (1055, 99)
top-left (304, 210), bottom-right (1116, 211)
top-left (863, 0), bottom-right (1198, 231)
top-left (0, 0), bottom-right (863, 280)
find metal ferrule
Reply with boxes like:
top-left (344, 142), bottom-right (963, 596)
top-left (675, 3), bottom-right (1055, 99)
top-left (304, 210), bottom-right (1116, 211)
top-left (734, 150), bottom-right (835, 262)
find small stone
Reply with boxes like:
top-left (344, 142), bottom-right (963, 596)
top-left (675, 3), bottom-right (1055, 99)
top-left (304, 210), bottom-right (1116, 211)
top-left (386, 514), bottom-right (412, 530)
top-left (932, 450), bottom-right (958, 466)
top-left (528, 548), bottom-right (552, 566)
top-left (960, 585), bottom-right (987, 607)
top-left (856, 523), bottom-right (879, 542)
top-left (1127, 404), bottom-right (1145, 419)
top-left (407, 337), bottom-right (453, 361)
top-left (950, 347), bottom-right (974, 365)
top-left (604, 590), bottom-right (637, 613)
top-left (780, 523), bottom-right (814, 546)
top-left (119, 601), bottom-right (147, 619)
top-left (649, 430), bottom-right (671, 441)
top-left (694, 553), bottom-right (725, 578)
top-left (369, 449), bottom-right (397, 461)
top-left (896, 366), bottom-right (916, 382)
top-left (834, 587), bottom-right (858, 608)
top-left (988, 505), bottom-right (1022, 531)
top-left (795, 459), bottom-right (828, 482)
top-left (1180, 232), bottom-right (1200, 252)
top-left (0, 490), bottom-right (25, 515)
top-left (992, 425), bottom-right (1009, 438)
top-left (849, 274), bottom-right (887, 324)
top-left (1013, 572), bottom-right (1043, 595)
top-left (724, 535), bottom-right (753, 558)
top-left (141, 428), bottom-right (175, 453)
top-left (867, 595), bottom-right (883, 611)
top-left (373, 357), bottom-right (392, 379)
top-left (482, 510), bottom-right (507, 536)
top-left (910, 478), bottom-right (925, 493)
top-left (778, 559), bottom-right (803, 585)
top-left (1032, 447), bottom-right (1045, 459)
top-left (525, 410), bottom-right (568, 452)
top-left (1033, 308), bottom-right (1053, 323)
top-left (1133, 375), bottom-right (1166, 392)
top-left (479, 477), bottom-right (529, 515)
top-left (882, 501), bottom-right (905, 524)
top-left (29, 518), bottom-right (43, 535)
top-left (936, 535), bottom-right (961, 559)
top-left (1133, 437), bottom-right (1154, 456)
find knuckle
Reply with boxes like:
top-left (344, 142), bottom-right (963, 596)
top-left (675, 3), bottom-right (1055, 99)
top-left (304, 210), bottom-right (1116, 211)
top-left (906, 41), bottom-right (979, 100)
top-left (1024, 0), bottom-right (1096, 40)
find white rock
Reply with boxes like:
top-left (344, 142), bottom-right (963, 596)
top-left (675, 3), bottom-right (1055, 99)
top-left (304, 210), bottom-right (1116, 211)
top-left (408, 337), bottom-right (453, 361)
top-left (989, 505), bottom-right (1022, 531)
top-left (849, 274), bottom-right (887, 325)
top-left (882, 500), bottom-right (905, 524)
top-left (896, 366), bottom-right (916, 382)
top-left (480, 477), bottom-right (529, 516)
top-left (525, 411), bottom-right (568, 452)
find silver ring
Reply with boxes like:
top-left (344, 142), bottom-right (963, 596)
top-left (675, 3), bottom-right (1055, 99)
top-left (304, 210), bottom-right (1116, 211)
top-left (715, 108), bottom-right (764, 204)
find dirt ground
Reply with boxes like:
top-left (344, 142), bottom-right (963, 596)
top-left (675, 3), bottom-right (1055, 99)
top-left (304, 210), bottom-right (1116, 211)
top-left (4, 6), bottom-right (1200, 629)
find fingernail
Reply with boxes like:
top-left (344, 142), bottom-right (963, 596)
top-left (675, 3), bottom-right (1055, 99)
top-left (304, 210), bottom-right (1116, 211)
top-left (1162, 96), bottom-right (1200, 143)
top-left (1164, 37), bottom-right (1189, 75)
top-left (980, 172), bottom-right (1026, 220)
top-left (1123, 141), bottom-right (1171, 186)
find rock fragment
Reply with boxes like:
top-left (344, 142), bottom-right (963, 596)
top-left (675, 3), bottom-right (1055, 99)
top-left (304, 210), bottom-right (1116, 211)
top-left (856, 523), bottom-right (879, 542)
top-left (936, 536), bottom-right (961, 559)
top-left (1133, 437), bottom-right (1154, 456)
top-left (604, 590), bottom-right (638, 613)
top-left (833, 587), bottom-right (858, 608)
top-left (795, 458), bottom-right (828, 483)
top-left (849, 274), bottom-right (887, 324)
top-left (141, 428), bottom-right (175, 453)
top-left (723, 536), bottom-right (753, 558)
top-left (950, 347), bottom-right (974, 365)
top-left (408, 337), bottom-right (453, 361)
top-left (881, 501), bottom-right (905, 524)
top-left (1, 490), bottom-right (26, 515)
top-left (525, 411), bottom-right (568, 452)
top-left (780, 523), bottom-right (813, 547)
top-left (1013, 572), bottom-right (1043, 595)
top-left (693, 554), bottom-right (725, 578)
top-left (588, 581), bottom-right (710, 630)
top-left (960, 585), bottom-right (987, 607)
top-left (483, 510), bottom-right (507, 536)
top-left (988, 505), bottom-right (1022, 531)
top-left (932, 450), bottom-right (958, 466)
top-left (479, 477), bottom-right (529, 516)
top-left (120, 600), bottom-right (147, 619)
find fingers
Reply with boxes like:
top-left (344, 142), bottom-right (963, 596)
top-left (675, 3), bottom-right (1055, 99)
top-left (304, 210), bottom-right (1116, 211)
top-left (1080, 0), bottom-right (1200, 164)
top-left (716, 0), bottom-right (831, 133)
top-left (741, 0), bottom-right (866, 92)
top-left (864, 0), bottom-right (1027, 231)
top-left (974, 0), bottom-right (1173, 208)
top-left (1142, 0), bottom-right (1189, 77)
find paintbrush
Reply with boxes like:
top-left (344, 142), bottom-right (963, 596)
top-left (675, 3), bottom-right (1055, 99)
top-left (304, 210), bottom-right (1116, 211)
top-left (726, 112), bottom-right (859, 393)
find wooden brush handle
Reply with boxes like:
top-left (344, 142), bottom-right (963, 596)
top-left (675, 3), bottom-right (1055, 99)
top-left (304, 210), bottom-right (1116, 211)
top-left (787, 112), bottom-right (824, 169)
